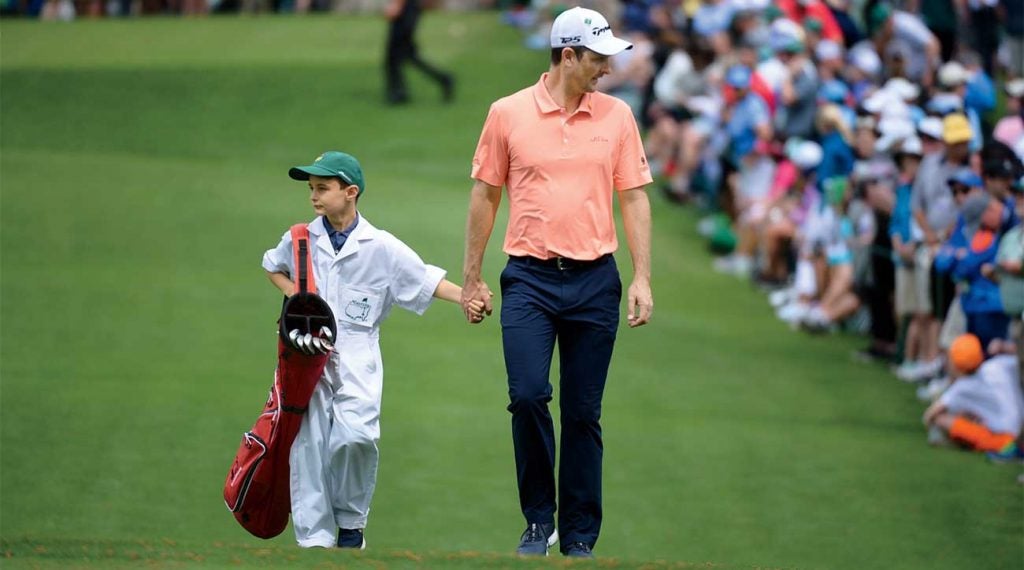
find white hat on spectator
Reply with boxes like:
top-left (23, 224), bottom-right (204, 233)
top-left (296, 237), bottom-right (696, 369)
top-left (917, 116), bottom-right (944, 140)
top-left (875, 116), bottom-right (916, 154)
top-left (848, 44), bottom-right (881, 76)
top-left (788, 140), bottom-right (824, 171)
top-left (898, 136), bottom-right (923, 156)
top-left (549, 7), bottom-right (633, 56)
top-left (1007, 78), bottom-right (1024, 99)
top-left (732, 0), bottom-right (771, 11)
top-left (815, 39), bottom-right (842, 62)
top-left (926, 92), bottom-right (964, 114)
top-left (883, 77), bottom-right (920, 102)
top-left (938, 61), bottom-right (970, 88)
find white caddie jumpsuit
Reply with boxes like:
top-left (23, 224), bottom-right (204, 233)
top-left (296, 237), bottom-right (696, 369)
top-left (262, 214), bottom-right (444, 548)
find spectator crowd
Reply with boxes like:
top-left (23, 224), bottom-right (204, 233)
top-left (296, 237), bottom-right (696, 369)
top-left (505, 0), bottom-right (1024, 464)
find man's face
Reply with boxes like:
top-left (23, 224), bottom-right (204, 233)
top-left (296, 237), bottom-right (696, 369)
top-left (951, 182), bottom-right (979, 206)
top-left (308, 175), bottom-right (357, 219)
top-left (570, 49), bottom-right (612, 94)
top-left (946, 141), bottom-right (969, 163)
top-left (981, 199), bottom-right (1004, 230)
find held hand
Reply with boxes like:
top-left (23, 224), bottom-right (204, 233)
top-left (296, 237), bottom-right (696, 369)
top-left (466, 299), bottom-right (487, 323)
top-left (626, 279), bottom-right (653, 328)
top-left (461, 279), bottom-right (493, 324)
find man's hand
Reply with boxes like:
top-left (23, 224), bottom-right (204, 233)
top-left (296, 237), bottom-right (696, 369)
top-left (461, 279), bottom-right (493, 324)
top-left (626, 279), bottom-right (653, 328)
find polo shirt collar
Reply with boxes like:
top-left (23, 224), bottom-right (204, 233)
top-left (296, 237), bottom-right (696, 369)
top-left (532, 73), bottom-right (594, 116)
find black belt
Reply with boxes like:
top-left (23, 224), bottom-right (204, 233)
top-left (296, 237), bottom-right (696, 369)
top-left (509, 254), bottom-right (611, 271)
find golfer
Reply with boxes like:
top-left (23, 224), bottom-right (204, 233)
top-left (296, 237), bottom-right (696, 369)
top-left (460, 6), bottom-right (653, 559)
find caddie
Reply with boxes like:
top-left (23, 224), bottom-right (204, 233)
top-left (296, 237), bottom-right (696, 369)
top-left (262, 150), bottom-right (483, 549)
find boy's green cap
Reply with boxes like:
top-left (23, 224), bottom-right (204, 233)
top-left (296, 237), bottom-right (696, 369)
top-left (289, 151), bottom-right (365, 195)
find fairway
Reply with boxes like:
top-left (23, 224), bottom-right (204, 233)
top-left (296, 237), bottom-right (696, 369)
top-left (1, 13), bottom-right (1022, 570)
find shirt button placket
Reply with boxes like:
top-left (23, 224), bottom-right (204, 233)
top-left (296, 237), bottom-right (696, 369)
top-left (561, 113), bottom-right (570, 157)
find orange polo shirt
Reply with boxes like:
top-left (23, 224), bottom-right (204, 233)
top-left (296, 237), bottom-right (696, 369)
top-left (471, 73), bottom-right (652, 261)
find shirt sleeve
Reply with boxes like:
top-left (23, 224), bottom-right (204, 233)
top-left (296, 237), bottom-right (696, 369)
top-left (470, 102), bottom-right (509, 188)
top-left (613, 104), bottom-right (654, 191)
top-left (387, 234), bottom-right (446, 315)
top-left (261, 229), bottom-right (293, 275)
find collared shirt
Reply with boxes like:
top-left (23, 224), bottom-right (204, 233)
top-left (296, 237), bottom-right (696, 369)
top-left (471, 73), bottom-right (652, 260)
top-left (323, 214), bottom-right (359, 253)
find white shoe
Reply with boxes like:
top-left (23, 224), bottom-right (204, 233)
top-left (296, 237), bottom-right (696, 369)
top-left (927, 425), bottom-right (950, 447)
top-left (916, 376), bottom-right (951, 402)
top-left (712, 255), bottom-right (736, 273)
top-left (777, 301), bottom-right (810, 324)
top-left (769, 288), bottom-right (795, 308)
top-left (895, 361), bottom-right (921, 382)
top-left (697, 216), bottom-right (718, 237)
top-left (915, 357), bottom-right (945, 380)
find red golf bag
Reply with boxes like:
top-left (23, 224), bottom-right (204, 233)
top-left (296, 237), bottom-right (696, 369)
top-left (224, 223), bottom-right (337, 539)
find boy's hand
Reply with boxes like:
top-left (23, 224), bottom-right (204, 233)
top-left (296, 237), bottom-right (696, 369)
top-left (466, 299), bottom-right (487, 323)
top-left (461, 279), bottom-right (493, 324)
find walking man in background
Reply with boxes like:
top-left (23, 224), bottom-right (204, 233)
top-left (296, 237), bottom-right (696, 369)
top-left (383, 0), bottom-right (454, 105)
top-left (460, 6), bottom-right (653, 559)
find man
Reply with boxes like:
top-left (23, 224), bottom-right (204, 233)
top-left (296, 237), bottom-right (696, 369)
top-left (460, 6), bottom-right (653, 559)
top-left (383, 0), bottom-right (454, 105)
top-left (908, 113), bottom-right (974, 381)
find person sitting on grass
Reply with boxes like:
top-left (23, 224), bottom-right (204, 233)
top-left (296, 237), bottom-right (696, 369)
top-left (923, 333), bottom-right (1023, 457)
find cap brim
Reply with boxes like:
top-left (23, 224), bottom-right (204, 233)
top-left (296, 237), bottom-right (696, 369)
top-left (289, 165), bottom-right (342, 181)
top-left (588, 36), bottom-right (633, 56)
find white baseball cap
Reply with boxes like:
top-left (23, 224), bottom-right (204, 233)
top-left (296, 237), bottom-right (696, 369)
top-left (938, 61), bottom-right (970, 88)
top-left (917, 116), bottom-right (944, 140)
top-left (550, 7), bottom-right (633, 56)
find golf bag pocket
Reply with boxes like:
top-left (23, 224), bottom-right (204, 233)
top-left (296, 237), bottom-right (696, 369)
top-left (223, 383), bottom-right (291, 539)
top-left (224, 414), bottom-right (274, 513)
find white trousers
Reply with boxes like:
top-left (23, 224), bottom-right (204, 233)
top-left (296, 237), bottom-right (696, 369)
top-left (289, 379), bottom-right (380, 548)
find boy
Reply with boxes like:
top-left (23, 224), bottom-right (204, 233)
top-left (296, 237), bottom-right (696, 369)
top-left (923, 333), bottom-right (1022, 454)
top-left (262, 150), bottom-right (483, 549)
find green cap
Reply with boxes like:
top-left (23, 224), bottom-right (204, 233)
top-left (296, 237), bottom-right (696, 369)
top-left (867, 3), bottom-right (892, 36)
top-left (289, 151), bottom-right (365, 195)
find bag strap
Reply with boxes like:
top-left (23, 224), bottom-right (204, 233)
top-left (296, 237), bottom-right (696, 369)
top-left (289, 224), bottom-right (317, 295)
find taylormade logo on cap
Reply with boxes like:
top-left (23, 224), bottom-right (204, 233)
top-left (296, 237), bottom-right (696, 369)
top-left (550, 7), bottom-right (633, 56)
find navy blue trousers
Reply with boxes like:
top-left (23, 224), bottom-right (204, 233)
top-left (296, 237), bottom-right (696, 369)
top-left (499, 255), bottom-right (621, 550)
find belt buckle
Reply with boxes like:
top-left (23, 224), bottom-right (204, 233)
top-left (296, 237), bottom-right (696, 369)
top-left (556, 257), bottom-right (566, 271)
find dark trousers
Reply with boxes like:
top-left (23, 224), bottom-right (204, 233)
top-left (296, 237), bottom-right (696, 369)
top-left (499, 255), bottom-right (621, 550)
top-left (385, 13), bottom-right (449, 101)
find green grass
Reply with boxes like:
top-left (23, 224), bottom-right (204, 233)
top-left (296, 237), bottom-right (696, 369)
top-left (1, 14), bottom-right (1022, 570)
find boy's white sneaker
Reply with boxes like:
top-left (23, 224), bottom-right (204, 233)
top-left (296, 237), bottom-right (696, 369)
top-left (916, 376), bottom-right (951, 402)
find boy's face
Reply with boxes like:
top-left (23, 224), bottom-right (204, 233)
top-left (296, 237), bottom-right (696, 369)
top-left (308, 175), bottom-right (358, 219)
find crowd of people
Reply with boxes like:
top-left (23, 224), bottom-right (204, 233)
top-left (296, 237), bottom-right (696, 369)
top-left (504, 0), bottom-right (1024, 464)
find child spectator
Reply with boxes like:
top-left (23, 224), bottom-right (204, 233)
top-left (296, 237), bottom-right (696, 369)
top-left (923, 334), bottom-right (1023, 455)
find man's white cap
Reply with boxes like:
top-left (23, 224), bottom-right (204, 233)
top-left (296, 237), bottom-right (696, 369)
top-left (883, 77), bottom-right (920, 102)
top-left (848, 44), bottom-right (881, 76)
top-left (898, 136), bottom-right (923, 156)
top-left (815, 39), bottom-right (842, 62)
top-left (917, 116), bottom-right (944, 140)
top-left (1006, 78), bottom-right (1024, 98)
top-left (938, 61), bottom-right (970, 88)
top-left (550, 7), bottom-right (633, 56)
top-left (789, 140), bottom-right (824, 170)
